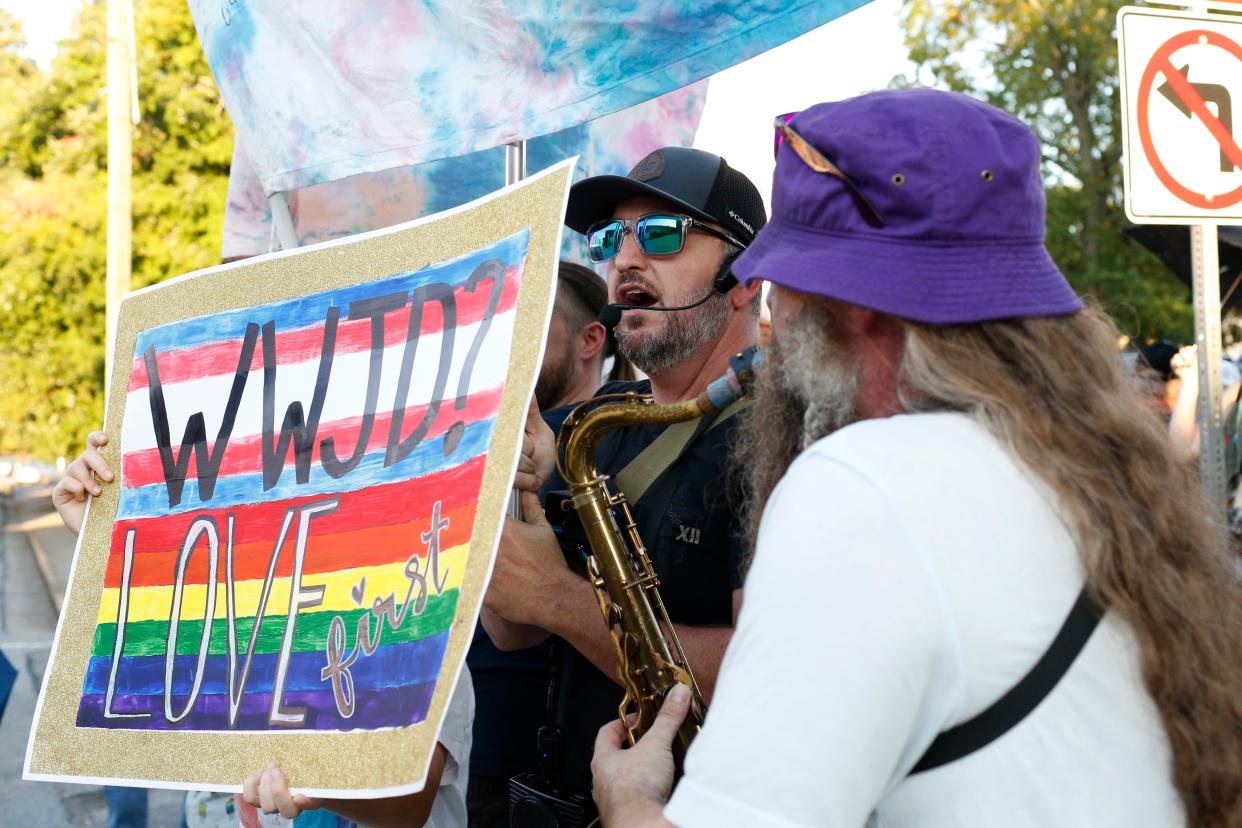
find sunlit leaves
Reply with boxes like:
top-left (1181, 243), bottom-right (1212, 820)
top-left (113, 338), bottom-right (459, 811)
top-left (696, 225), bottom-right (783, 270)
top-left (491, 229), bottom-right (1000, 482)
top-left (0, 0), bottom-right (232, 459)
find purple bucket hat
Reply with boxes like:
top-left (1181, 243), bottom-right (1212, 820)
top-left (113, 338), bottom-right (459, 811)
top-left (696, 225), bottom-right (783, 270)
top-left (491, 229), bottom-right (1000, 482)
top-left (733, 88), bottom-right (1083, 324)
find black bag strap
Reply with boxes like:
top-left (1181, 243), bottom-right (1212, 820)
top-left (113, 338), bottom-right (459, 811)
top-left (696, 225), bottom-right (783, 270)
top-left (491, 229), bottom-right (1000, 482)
top-left (909, 587), bottom-right (1104, 774)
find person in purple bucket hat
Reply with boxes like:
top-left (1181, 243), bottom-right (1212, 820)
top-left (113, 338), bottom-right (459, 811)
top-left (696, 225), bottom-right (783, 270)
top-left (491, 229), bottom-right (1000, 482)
top-left (589, 89), bottom-right (1242, 827)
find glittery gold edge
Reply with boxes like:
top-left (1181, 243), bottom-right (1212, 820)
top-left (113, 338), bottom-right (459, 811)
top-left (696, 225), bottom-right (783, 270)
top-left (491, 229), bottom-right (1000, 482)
top-left (26, 163), bottom-right (573, 795)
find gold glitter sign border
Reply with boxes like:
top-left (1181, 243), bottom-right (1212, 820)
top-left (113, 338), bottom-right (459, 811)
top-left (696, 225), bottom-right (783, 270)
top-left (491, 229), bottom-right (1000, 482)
top-left (24, 159), bottom-right (575, 797)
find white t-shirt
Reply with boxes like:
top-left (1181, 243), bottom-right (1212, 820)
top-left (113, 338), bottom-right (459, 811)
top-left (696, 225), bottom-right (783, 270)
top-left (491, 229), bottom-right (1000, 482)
top-left (665, 412), bottom-right (1182, 827)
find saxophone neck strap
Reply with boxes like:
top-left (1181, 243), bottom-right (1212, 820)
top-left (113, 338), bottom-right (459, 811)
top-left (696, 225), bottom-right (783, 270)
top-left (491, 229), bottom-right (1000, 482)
top-left (614, 397), bottom-right (749, 505)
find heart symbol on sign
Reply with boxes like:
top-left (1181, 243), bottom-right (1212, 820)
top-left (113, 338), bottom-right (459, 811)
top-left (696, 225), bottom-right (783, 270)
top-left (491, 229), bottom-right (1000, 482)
top-left (351, 577), bottom-right (366, 606)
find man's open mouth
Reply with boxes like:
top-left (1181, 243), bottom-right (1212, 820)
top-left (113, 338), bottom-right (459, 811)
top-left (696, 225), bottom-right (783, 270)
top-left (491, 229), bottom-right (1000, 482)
top-left (619, 284), bottom-right (660, 308)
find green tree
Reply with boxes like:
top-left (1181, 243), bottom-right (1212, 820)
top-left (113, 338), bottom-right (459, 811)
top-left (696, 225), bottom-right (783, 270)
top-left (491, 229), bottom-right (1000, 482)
top-left (0, 172), bottom-right (107, 457)
top-left (0, 0), bottom-right (232, 460)
top-left (900, 0), bottom-right (1194, 342)
top-left (0, 10), bottom-right (38, 130)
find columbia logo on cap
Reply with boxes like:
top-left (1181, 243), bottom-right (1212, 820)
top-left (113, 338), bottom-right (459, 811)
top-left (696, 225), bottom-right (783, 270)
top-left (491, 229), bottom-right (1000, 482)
top-left (728, 210), bottom-right (754, 235)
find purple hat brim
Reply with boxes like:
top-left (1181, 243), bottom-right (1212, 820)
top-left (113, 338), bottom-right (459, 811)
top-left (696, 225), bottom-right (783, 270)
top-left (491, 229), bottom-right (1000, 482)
top-left (733, 217), bottom-right (1084, 325)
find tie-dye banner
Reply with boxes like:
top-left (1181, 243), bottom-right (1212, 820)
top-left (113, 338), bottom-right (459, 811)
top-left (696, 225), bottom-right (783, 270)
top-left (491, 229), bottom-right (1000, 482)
top-left (26, 161), bottom-right (573, 796)
top-left (189, 0), bottom-right (870, 194)
top-left (221, 83), bottom-right (707, 261)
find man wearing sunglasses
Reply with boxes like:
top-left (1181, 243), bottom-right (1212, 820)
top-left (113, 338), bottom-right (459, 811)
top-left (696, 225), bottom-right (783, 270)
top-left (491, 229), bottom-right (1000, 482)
top-left (481, 146), bottom-right (767, 813)
top-left (588, 90), bottom-right (1242, 827)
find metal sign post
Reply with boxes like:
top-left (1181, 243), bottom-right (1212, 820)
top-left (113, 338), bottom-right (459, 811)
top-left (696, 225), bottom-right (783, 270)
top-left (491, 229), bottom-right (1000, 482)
top-left (506, 140), bottom-right (528, 520)
top-left (1193, 224), bottom-right (1228, 515)
top-left (105, 0), bottom-right (137, 388)
top-left (505, 141), bottom-right (528, 185)
top-left (268, 192), bottom-right (300, 251)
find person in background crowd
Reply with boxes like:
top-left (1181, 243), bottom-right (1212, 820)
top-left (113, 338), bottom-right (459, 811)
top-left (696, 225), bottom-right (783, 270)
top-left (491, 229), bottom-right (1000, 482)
top-left (1132, 339), bottom-right (1181, 419)
top-left (50, 433), bottom-right (157, 828)
top-left (1166, 345), bottom-right (1242, 455)
top-left (536, 260), bottom-right (634, 411)
top-left (592, 89), bottom-right (1242, 827)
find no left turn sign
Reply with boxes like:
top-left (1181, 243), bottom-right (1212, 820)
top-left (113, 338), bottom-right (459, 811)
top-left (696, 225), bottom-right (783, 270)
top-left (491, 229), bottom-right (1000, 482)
top-left (1120, 6), bottom-right (1242, 223)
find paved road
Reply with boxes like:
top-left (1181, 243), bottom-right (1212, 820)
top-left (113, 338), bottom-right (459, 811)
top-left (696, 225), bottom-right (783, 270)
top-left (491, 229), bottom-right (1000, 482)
top-left (0, 488), bottom-right (184, 827)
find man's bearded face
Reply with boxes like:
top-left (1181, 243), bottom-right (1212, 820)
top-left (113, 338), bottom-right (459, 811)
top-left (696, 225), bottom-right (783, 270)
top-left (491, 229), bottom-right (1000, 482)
top-left (764, 300), bottom-right (862, 449)
top-left (534, 311), bottom-right (576, 410)
top-left (534, 346), bottom-right (572, 411)
top-left (734, 298), bottom-right (864, 558)
top-left (613, 276), bottom-right (730, 376)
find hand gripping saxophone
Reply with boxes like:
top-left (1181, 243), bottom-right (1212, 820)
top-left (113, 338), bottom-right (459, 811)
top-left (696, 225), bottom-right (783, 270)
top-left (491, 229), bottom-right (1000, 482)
top-left (553, 348), bottom-right (760, 765)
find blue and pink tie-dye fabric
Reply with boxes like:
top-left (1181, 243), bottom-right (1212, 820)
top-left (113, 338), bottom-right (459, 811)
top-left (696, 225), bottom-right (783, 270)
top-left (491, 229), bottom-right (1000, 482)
top-left (220, 83), bottom-right (707, 260)
top-left (190, 0), bottom-right (870, 195)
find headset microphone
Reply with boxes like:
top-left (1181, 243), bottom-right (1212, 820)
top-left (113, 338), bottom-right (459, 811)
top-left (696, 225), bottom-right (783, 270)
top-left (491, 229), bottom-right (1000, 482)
top-left (598, 303), bottom-right (624, 330)
top-left (598, 253), bottom-right (742, 331)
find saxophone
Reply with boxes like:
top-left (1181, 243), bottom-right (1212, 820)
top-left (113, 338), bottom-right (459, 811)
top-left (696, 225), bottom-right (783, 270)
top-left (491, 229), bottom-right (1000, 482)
top-left (554, 348), bottom-right (760, 763)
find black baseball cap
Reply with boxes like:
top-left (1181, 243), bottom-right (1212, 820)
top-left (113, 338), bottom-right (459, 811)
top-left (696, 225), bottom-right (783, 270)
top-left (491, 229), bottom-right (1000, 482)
top-left (1138, 339), bottom-right (1180, 382)
top-left (565, 147), bottom-right (767, 246)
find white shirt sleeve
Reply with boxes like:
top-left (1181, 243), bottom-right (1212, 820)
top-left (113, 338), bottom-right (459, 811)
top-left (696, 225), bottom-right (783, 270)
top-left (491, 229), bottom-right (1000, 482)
top-left (435, 664), bottom-right (475, 787)
top-left (665, 453), bottom-right (965, 827)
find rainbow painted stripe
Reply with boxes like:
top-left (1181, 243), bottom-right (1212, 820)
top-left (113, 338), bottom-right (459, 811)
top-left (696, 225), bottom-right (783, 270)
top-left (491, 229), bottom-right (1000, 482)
top-left (79, 232), bottom-right (528, 732)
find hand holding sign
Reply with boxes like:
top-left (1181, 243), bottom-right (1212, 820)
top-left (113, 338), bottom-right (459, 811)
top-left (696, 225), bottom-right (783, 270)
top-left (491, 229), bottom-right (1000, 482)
top-left (53, 432), bottom-right (114, 535)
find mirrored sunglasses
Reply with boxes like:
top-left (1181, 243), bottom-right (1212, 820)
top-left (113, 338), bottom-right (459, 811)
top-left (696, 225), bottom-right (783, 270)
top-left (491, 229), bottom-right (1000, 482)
top-left (586, 213), bottom-right (745, 263)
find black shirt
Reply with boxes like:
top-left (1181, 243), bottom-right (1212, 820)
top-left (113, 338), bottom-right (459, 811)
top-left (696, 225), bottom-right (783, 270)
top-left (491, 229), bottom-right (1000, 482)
top-left (465, 404), bottom-right (575, 781)
top-left (546, 380), bottom-right (746, 790)
top-left (464, 629), bottom-right (553, 779)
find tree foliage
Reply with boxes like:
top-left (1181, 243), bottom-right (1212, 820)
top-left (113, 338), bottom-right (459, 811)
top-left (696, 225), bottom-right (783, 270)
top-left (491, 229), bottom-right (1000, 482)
top-left (0, 0), bottom-right (232, 460)
top-left (900, 0), bottom-right (1194, 342)
top-left (0, 10), bottom-right (38, 131)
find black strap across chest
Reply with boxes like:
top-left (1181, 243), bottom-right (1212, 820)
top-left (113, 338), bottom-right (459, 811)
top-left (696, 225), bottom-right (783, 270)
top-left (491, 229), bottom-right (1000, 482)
top-left (909, 587), bottom-right (1104, 774)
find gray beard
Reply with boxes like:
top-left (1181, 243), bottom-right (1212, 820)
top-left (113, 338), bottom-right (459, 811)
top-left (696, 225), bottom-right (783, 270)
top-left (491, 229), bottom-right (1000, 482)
top-left (732, 302), bottom-right (862, 566)
top-left (615, 291), bottom-right (730, 376)
top-left (773, 314), bottom-right (862, 448)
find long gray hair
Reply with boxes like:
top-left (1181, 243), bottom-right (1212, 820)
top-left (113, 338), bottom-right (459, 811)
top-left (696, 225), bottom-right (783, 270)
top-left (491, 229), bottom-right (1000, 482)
top-left (734, 297), bottom-right (1242, 825)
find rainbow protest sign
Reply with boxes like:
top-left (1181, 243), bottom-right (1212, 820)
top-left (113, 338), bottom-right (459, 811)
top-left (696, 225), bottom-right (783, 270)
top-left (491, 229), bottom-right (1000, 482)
top-left (82, 237), bottom-right (520, 732)
top-left (26, 160), bottom-right (571, 796)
